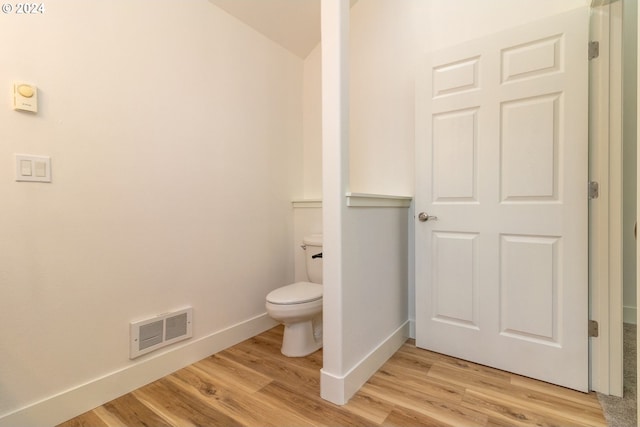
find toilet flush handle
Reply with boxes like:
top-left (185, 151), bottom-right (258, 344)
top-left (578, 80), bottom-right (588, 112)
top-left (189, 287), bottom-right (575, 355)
top-left (312, 252), bottom-right (323, 259)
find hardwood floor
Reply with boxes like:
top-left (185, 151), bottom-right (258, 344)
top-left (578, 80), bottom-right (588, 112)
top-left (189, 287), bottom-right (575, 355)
top-left (59, 326), bottom-right (606, 427)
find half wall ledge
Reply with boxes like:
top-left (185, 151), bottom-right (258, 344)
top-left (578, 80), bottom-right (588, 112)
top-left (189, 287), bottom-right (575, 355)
top-left (345, 193), bottom-right (412, 208)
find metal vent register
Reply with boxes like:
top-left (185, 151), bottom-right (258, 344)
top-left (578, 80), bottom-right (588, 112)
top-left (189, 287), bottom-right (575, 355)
top-left (129, 307), bottom-right (192, 359)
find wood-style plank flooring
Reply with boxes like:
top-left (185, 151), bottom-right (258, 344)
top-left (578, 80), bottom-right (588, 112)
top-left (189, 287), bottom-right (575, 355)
top-left (59, 326), bottom-right (606, 427)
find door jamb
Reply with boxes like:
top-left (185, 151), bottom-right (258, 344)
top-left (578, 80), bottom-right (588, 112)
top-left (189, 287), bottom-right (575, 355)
top-left (589, 0), bottom-right (624, 397)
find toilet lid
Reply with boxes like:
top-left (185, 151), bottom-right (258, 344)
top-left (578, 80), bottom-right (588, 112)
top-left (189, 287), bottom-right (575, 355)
top-left (266, 282), bottom-right (323, 305)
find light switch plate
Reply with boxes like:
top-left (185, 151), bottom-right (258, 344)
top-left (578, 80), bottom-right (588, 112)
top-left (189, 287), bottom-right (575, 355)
top-left (15, 154), bottom-right (51, 182)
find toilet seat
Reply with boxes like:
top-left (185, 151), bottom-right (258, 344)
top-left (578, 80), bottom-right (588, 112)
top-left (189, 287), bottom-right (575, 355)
top-left (266, 282), bottom-right (322, 305)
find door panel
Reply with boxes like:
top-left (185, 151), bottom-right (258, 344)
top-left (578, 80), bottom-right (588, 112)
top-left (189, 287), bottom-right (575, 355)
top-left (415, 7), bottom-right (589, 391)
top-left (433, 109), bottom-right (478, 201)
top-left (500, 234), bottom-right (559, 343)
top-left (432, 231), bottom-right (479, 327)
top-left (501, 94), bottom-right (559, 201)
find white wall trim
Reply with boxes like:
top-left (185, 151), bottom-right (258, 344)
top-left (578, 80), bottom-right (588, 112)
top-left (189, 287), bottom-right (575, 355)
top-left (292, 199), bottom-right (323, 208)
top-left (0, 314), bottom-right (278, 427)
top-left (320, 320), bottom-right (410, 405)
top-left (345, 193), bottom-right (412, 208)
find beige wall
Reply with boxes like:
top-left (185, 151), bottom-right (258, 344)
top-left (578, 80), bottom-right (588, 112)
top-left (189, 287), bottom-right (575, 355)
top-left (0, 0), bottom-right (302, 422)
top-left (303, 45), bottom-right (323, 200)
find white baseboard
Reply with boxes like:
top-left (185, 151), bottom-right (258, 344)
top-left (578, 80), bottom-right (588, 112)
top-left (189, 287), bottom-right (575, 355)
top-left (320, 321), bottom-right (410, 405)
top-left (623, 306), bottom-right (637, 324)
top-left (0, 313), bottom-right (278, 427)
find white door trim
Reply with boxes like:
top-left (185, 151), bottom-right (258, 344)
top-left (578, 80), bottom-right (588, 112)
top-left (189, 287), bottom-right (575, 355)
top-left (637, 0), bottom-right (640, 411)
top-left (589, 0), bottom-right (624, 397)
top-left (636, 0), bottom-right (640, 417)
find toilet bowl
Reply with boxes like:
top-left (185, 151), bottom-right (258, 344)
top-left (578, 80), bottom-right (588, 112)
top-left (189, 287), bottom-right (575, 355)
top-left (266, 235), bottom-right (322, 357)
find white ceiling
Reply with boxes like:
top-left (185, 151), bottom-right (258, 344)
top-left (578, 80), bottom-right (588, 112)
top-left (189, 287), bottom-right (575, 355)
top-left (209, 0), bottom-right (321, 59)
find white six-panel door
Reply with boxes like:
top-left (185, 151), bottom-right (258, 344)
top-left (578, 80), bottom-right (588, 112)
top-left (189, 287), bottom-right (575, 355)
top-left (415, 7), bottom-right (589, 391)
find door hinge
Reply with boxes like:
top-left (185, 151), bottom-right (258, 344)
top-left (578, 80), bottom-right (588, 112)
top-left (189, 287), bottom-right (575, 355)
top-left (589, 41), bottom-right (600, 60)
top-left (588, 181), bottom-right (599, 199)
top-left (589, 320), bottom-right (599, 337)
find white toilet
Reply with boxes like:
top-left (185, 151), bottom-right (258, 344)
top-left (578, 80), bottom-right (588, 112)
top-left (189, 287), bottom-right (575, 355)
top-left (266, 234), bottom-right (323, 357)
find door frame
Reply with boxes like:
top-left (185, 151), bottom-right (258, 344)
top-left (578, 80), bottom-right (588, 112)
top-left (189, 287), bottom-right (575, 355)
top-left (589, 0), bottom-right (624, 397)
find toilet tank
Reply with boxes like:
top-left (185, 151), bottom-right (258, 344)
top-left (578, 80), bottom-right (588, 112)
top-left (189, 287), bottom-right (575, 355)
top-left (303, 234), bottom-right (323, 284)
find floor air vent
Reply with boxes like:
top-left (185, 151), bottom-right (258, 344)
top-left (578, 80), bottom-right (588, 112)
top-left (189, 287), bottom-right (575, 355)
top-left (129, 307), bottom-right (193, 359)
